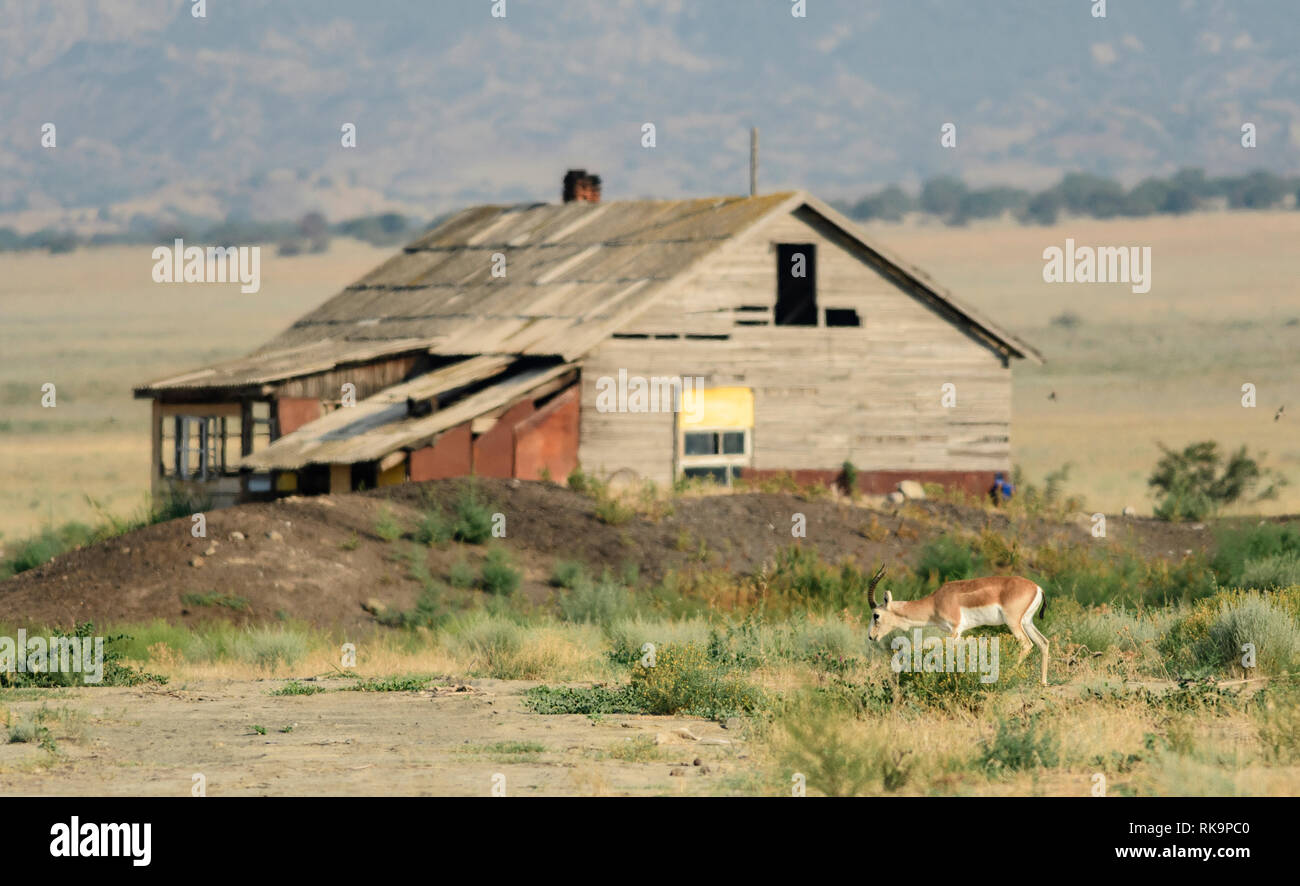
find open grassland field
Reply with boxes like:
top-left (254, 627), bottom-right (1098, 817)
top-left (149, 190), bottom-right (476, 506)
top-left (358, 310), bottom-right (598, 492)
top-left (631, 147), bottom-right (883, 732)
top-left (1, 213), bottom-right (1298, 547)
top-left (0, 479), bottom-right (1298, 796)
top-left (0, 240), bottom-right (392, 545)
top-left (866, 211), bottom-right (1300, 517)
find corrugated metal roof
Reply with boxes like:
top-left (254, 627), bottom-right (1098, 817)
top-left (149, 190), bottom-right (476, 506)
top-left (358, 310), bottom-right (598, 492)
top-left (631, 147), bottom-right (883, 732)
top-left (136, 190), bottom-right (1041, 400)
top-left (258, 193), bottom-right (797, 363)
top-left (134, 339), bottom-right (429, 395)
top-left (239, 357), bottom-right (574, 470)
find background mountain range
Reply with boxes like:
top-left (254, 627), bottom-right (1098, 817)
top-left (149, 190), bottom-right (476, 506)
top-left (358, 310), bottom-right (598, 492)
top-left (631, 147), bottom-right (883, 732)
top-left (3, 0), bottom-right (1299, 234)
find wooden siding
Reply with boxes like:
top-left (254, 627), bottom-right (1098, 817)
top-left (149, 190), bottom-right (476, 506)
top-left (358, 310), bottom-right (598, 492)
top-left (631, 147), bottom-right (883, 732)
top-left (578, 206), bottom-right (1011, 484)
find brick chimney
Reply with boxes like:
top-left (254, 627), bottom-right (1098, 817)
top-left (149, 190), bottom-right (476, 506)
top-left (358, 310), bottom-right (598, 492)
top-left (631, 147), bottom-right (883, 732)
top-left (562, 169), bottom-right (602, 203)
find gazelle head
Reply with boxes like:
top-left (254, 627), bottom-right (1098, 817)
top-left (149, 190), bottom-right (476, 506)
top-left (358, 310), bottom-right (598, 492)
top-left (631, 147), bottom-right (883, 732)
top-left (865, 563), bottom-right (899, 641)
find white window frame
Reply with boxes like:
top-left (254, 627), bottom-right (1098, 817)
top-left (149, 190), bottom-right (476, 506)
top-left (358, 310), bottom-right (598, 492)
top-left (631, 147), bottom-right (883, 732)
top-left (678, 427), bottom-right (751, 486)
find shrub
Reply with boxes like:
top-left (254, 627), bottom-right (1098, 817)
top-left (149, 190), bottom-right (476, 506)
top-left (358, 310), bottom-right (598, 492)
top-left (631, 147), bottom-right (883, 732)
top-left (0, 622), bottom-right (166, 688)
top-left (775, 696), bottom-right (913, 796)
top-left (415, 508), bottom-right (452, 546)
top-left (1149, 441), bottom-right (1285, 521)
top-left (270, 681), bottom-right (324, 696)
top-left (594, 494), bottom-right (634, 526)
top-left (1058, 605), bottom-right (1156, 654)
top-left (915, 535), bottom-right (983, 585)
top-left (1254, 682), bottom-right (1300, 763)
top-left (605, 617), bottom-right (712, 668)
top-left (1239, 553), bottom-right (1300, 590)
top-left (179, 591), bottom-right (250, 611)
top-left (1214, 523), bottom-right (1300, 587)
top-left (228, 626), bottom-right (309, 672)
top-left (1160, 589), bottom-right (1300, 676)
top-left (448, 558), bottom-right (475, 589)
top-left (980, 714), bottom-right (1059, 773)
top-left (451, 485), bottom-right (495, 543)
top-left (479, 547), bottom-right (521, 596)
top-left (840, 460), bottom-right (859, 495)
top-left (557, 577), bottom-right (634, 627)
top-left (628, 643), bottom-right (764, 718)
top-left (373, 506), bottom-right (403, 542)
top-left (379, 583), bottom-right (448, 629)
top-left (567, 465), bottom-right (602, 497)
top-left (523, 684), bottom-right (639, 715)
top-left (550, 559), bottom-right (588, 589)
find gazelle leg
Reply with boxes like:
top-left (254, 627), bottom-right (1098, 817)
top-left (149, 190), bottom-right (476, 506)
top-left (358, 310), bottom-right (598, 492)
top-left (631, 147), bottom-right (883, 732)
top-left (1024, 620), bottom-right (1050, 685)
top-left (1008, 621), bottom-right (1032, 663)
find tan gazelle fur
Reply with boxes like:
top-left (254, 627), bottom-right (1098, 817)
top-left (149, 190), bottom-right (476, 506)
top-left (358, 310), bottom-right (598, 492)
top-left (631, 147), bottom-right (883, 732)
top-left (864, 565), bottom-right (1050, 684)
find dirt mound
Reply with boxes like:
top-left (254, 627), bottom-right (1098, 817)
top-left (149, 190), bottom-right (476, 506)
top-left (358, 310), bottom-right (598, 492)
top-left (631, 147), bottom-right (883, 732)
top-left (0, 478), bottom-right (1228, 630)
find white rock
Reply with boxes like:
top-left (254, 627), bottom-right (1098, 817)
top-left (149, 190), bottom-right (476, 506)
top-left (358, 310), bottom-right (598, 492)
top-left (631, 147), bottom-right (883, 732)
top-left (897, 480), bottom-right (926, 500)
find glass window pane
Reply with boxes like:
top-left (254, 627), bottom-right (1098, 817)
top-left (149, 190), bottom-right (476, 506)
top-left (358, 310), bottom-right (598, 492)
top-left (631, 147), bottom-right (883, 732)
top-left (683, 432), bottom-right (718, 455)
top-left (721, 431), bottom-right (746, 454)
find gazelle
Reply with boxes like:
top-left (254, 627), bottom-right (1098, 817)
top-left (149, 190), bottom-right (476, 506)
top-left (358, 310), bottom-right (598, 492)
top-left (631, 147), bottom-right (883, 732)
top-left (864, 565), bottom-right (1050, 685)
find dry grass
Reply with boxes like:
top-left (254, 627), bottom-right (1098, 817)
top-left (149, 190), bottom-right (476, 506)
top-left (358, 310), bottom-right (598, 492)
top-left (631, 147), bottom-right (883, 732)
top-left (866, 210), bottom-right (1300, 516)
top-left (0, 241), bottom-right (391, 542)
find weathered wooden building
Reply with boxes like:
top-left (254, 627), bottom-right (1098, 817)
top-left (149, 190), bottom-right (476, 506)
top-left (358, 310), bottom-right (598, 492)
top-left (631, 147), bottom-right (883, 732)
top-left (134, 175), bottom-right (1041, 508)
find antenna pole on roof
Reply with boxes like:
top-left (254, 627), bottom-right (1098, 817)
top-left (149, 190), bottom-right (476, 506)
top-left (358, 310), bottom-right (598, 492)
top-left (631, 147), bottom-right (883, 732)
top-left (749, 127), bottom-right (759, 197)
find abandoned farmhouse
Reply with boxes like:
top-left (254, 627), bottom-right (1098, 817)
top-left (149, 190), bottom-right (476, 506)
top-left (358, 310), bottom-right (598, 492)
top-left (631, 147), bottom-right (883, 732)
top-left (134, 172), bottom-right (1042, 509)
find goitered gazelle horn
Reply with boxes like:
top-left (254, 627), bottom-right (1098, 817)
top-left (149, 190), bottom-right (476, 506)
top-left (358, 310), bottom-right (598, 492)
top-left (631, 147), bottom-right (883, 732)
top-left (866, 563), bottom-right (887, 608)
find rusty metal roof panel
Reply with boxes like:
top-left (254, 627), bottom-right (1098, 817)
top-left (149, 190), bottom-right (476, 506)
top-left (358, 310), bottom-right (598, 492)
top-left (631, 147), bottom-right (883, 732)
top-left (240, 359), bottom-right (575, 470)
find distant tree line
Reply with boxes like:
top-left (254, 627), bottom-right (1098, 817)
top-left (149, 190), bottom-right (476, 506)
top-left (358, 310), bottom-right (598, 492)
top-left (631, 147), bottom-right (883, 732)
top-left (835, 168), bottom-right (1300, 226)
top-left (0, 211), bottom-right (424, 255)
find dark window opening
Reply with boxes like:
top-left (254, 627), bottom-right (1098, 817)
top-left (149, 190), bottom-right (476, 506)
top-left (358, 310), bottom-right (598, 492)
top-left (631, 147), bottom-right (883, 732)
top-left (775, 244), bottom-right (817, 326)
top-left (164, 415), bottom-right (238, 480)
top-left (825, 308), bottom-right (861, 327)
top-left (721, 431), bottom-right (746, 455)
top-left (684, 431), bottom-right (719, 456)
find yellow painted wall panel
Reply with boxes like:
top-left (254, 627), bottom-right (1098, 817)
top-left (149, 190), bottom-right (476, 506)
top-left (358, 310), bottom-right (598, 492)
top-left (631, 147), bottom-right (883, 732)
top-left (681, 386), bottom-right (754, 428)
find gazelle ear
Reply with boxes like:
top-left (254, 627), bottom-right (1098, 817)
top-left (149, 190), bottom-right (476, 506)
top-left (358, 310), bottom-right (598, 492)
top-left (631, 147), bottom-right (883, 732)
top-left (883, 590), bottom-right (893, 606)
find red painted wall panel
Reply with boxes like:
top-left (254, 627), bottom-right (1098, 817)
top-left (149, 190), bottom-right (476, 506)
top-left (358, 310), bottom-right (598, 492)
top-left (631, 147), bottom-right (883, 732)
top-left (409, 422), bottom-right (472, 481)
top-left (276, 398), bottom-right (323, 436)
top-left (472, 400), bottom-right (535, 478)
top-left (514, 387), bottom-right (579, 481)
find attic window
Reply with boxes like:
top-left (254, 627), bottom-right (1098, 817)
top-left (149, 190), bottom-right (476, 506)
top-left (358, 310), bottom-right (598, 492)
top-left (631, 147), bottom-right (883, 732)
top-left (775, 244), bottom-right (817, 326)
top-left (825, 308), bottom-right (861, 327)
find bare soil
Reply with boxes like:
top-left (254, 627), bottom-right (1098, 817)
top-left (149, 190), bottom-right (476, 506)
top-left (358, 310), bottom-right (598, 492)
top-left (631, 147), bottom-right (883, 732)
top-left (0, 678), bottom-right (751, 796)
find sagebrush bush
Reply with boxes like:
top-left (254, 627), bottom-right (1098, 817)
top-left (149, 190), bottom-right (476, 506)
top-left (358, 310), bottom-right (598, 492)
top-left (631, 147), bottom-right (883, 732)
top-left (1239, 553), bottom-right (1300, 590)
top-left (980, 714), bottom-right (1060, 773)
top-left (557, 578), bottom-right (634, 627)
top-left (775, 695), bottom-right (913, 796)
top-left (1213, 523), bottom-right (1300, 586)
top-left (218, 626), bottom-right (308, 672)
top-left (1058, 605), bottom-right (1157, 654)
top-left (479, 547), bottom-right (521, 595)
top-left (605, 617), bottom-right (712, 667)
top-left (549, 559), bottom-right (588, 589)
top-left (1160, 589), bottom-right (1300, 675)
